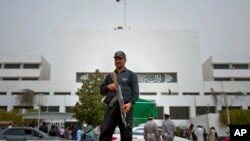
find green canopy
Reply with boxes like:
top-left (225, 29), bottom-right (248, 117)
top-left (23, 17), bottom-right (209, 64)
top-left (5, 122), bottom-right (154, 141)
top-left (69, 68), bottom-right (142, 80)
top-left (133, 98), bottom-right (158, 127)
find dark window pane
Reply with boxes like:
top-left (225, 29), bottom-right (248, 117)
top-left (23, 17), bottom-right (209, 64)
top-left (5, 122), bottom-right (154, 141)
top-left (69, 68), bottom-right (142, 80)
top-left (170, 106), bottom-right (189, 119)
top-left (213, 64), bottom-right (230, 69)
top-left (35, 92), bottom-right (49, 95)
top-left (4, 64), bottom-right (21, 69)
top-left (140, 92), bottom-right (157, 95)
top-left (12, 92), bottom-right (23, 95)
top-left (196, 106), bottom-right (216, 116)
top-left (23, 64), bottom-right (40, 69)
top-left (41, 106), bottom-right (59, 112)
top-left (3, 77), bottom-right (19, 81)
top-left (204, 93), bottom-right (211, 95)
top-left (156, 106), bottom-right (164, 119)
top-left (13, 106), bottom-right (33, 109)
top-left (221, 106), bottom-right (242, 110)
top-left (22, 77), bottom-right (39, 81)
top-left (66, 106), bottom-right (74, 113)
top-left (214, 78), bottom-right (231, 81)
top-left (161, 92), bottom-right (178, 95)
top-left (0, 92), bottom-right (7, 95)
top-left (0, 106), bottom-right (7, 111)
top-left (183, 92), bottom-right (199, 95)
top-left (54, 92), bottom-right (71, 95)
top-left (232, 64), bottom-right (249, 69)
top-left (48, 106), bottom-right (59, 112)
top-left (234, 78), bottom-right (250, 81)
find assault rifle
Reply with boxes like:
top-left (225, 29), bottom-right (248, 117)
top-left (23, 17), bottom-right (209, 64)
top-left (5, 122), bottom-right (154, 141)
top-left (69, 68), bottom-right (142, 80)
top-left (110, 72), bottom-right (127, 127)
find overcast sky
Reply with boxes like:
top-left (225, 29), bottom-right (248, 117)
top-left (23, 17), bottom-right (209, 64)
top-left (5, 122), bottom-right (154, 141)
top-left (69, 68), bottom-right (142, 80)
top-left (0, 0), bottom-right (250, 62)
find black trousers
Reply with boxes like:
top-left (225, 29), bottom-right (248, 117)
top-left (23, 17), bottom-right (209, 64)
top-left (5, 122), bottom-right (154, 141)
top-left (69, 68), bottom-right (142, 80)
top-left (99, 102), bottom-right (133, 141)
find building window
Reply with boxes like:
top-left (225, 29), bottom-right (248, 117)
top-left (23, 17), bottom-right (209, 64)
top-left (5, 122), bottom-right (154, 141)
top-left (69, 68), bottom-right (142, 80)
top-left (213, 64), bottom-right (230, 69)
top-left (48, 106), bottom-right (59, 112)
top-left (3, 77), bottom-right (19, 81)
top-left (23, 64), bottom-right (40, 69)
top-left (11, 92), bottom-right (23, 95)
top-left (0, 92), bottom-right (7, 95)
top-left (4, 64), bottom-right (21, 69)
top-left (54, 92), bottom-right (71, 95)
top-left (35, 92), bottom-right (49, 95)
top-left (221, 106), bottom-right (242, 110)
top-left (161, 92), bottom-right (178, 95)
top-left (156, 106), bottom-right (164, 119)
top-left (41, 106), bottom-right (59, 112)
top-left (0, 106), bottom-right (7, 111)
top-left (183, 92), bottom-right (199, 95)
top-left (66, 106), bottom-right (74, 113)
top-left (13, 106), bottom-right (33, 109)
top-left (21, 78), bottom-right (39, 81)
top-left (169, 106), bottom-right (189, 119)
top-left (140, 92), bottom-right (157, 95)
top-left (196, 106), bottom-right (216, 116)
top-left (214, 78), bottom-right (231, 81)
top-left (233, 78), bottom-right (250, 81)
top-left (232, 64), bottom-right (249, 69)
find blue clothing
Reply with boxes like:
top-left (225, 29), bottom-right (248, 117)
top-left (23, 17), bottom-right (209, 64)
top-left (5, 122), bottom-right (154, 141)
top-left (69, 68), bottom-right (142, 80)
top-left (100, 68), bottom-right (139, 105)
top-left (76, 129), bottom-right (82, 141)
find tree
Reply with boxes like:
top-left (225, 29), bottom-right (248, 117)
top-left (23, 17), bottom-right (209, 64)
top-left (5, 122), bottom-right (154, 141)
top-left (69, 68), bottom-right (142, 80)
top-left (73, 69), bottom-right (105, 126)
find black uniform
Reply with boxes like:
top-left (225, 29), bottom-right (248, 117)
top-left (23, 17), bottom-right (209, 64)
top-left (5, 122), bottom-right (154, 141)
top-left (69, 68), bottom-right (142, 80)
top-left (99, 68), bottom-right (139, 141)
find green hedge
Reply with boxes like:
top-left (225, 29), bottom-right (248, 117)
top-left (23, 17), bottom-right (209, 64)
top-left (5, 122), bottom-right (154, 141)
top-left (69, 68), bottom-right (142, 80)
top-left (219, 109), bottom-right (250, 125)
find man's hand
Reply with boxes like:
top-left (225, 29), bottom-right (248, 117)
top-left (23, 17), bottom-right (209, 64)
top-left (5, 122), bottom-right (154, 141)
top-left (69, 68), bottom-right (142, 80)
top-left (123, 103), bottom-right (132, 113)
top-left (107, 83), bottom-right (117, 91)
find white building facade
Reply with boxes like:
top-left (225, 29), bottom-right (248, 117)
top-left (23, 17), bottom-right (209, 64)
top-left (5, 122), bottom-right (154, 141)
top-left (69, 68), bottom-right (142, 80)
top-left (0, 30), bottom-right (249, 128)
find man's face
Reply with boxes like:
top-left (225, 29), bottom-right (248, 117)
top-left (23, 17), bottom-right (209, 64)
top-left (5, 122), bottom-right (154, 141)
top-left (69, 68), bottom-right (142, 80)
top-left (114, 57), bottom-right (126, 68)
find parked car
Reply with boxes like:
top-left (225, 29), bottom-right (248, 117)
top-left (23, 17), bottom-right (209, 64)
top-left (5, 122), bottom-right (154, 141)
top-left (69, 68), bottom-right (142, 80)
top-left (113, 126), bottom-right (189, 141)
top-left (0, 127), bottom-right (65, 141)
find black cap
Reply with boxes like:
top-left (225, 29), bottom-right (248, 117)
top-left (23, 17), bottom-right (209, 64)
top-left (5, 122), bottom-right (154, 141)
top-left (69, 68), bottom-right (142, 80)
top-left (164, 114), bottom-right (170, 118)
top-left (114, 51), bottom-right (126, 59)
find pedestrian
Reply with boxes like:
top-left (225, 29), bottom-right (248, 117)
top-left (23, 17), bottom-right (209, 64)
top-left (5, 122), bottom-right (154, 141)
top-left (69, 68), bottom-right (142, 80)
top-left (76, 126), bottom-right (83, 141)
top-left (7, 122), bottom-right (13, 128)
top-left (86, 123), bottom-right (94, 141)
top-left (208, 127), bottom-right (216, 141)
top-left (188, 124), bottom-right (196, 141)
top-left (48, 125), bottom-right (57, 136)
top-left (39, 122), bottom-right (48, 134)
top-left (59, 126), bottom-right (65, 138)
top-left (99, 51), bottom-right (139, 141)
top-left (203, 128), bottom-right (208, 141)
top-left (144, 116), bottom-right (159, 141)
top-left (94, 125), bottom-right (100, 141)
top-left (162, 114), bottom-right (176, 141)
top-left (195, 125), bottom-right (204, 141)
top-left (64, 126), bottom-right (70, 139)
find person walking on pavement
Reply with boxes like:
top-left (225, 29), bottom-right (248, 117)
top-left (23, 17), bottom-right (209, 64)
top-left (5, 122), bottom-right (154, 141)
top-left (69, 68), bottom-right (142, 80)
top-left (162, 114), bottom-right (176, 141)
top-left (208, 127), bottom-right (216, 141)
top-left (99, 51), bottom-right (139, 141)
top-left (144, 117), bottom-right (160, 141)
top-left (195, 125), bottom-right (204, 141)
top-left (94, 125), bottom-right (101, 141)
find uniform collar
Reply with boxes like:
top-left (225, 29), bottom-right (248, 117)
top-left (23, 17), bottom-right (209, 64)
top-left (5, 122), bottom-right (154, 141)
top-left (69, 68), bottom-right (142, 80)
top-left (114, 67), bottom-right (127, 73)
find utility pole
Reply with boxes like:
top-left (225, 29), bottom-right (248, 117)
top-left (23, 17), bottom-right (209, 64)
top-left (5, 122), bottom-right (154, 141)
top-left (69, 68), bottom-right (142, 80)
top-left (116, 0), bottom-right (127, 30)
